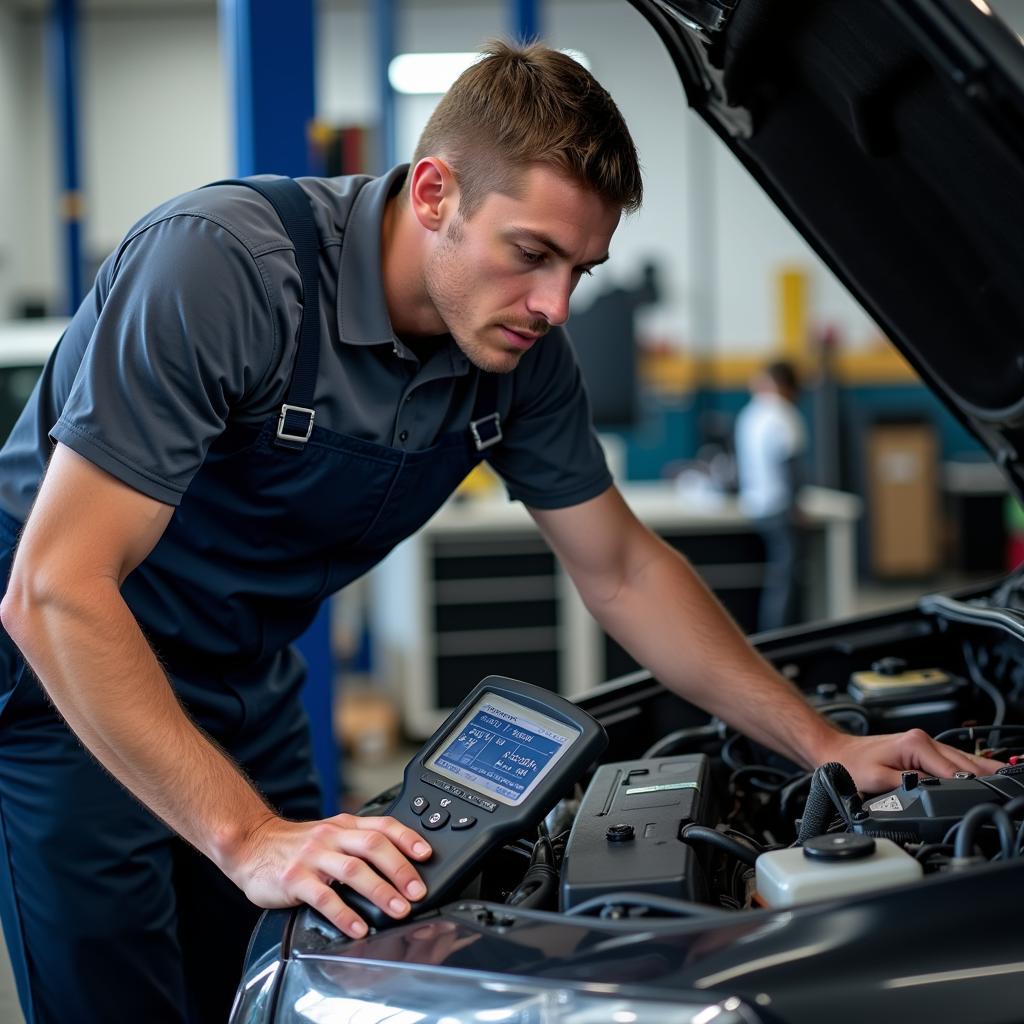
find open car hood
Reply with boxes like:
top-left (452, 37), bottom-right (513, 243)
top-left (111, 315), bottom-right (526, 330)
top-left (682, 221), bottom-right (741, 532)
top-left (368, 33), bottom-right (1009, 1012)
top-left (629, 0), bottom-right (1024, 498)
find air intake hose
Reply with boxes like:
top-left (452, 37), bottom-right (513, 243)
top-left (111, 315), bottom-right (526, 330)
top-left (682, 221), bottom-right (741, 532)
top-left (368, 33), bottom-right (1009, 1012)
top-left (796, 762), bottom-right (858, 846)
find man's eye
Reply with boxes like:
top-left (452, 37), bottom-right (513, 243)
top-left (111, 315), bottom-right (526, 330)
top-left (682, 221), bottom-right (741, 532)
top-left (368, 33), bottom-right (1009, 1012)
top-left (517, 247), bottom-right (544, 265)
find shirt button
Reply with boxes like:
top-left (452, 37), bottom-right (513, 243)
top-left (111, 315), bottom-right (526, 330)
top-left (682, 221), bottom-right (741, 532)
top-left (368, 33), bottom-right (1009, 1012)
top-left (399, 430), bottom-right (409, 443)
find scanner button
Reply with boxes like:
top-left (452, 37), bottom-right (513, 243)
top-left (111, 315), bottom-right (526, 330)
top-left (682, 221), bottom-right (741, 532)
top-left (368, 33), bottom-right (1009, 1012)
top-left (410, 796), bottom-right (429, 815)
top-left (452, 815), bottom-right (476, 830)
top-left (423, 809), bottom-right (450, 830)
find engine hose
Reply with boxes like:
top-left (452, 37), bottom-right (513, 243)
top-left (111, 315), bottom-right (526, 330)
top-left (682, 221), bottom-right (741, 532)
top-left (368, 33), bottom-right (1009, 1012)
top-left (915, 843), bottom-right (954, 864)
top-left (1004, 796), bottom-right (1024, 857)
top-left (954, 803), bottom-right (1017, 860)
top-left (680, 824), bottom-right (759, 867)
top-left (505, 863), bottom-right (560, 909)
top-left (1002, 795), bottom-right (1024, 819)
top-left (506, 831), bottom-right (559, 909)
top-left (643, 721), bottom-right (726, 758)
top-left (963, 643), bottom-right (1006, 747)
top-left (796, 762), bottom-right (858, 846)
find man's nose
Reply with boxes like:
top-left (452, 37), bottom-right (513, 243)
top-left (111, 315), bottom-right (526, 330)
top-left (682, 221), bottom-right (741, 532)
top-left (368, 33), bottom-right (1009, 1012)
top-left (526, 273), bottom-right (572, 327)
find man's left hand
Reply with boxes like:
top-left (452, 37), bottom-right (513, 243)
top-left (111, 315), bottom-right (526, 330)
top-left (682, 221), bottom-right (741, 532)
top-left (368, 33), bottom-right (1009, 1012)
top-left (825, 729), bottom-right (1004, 794)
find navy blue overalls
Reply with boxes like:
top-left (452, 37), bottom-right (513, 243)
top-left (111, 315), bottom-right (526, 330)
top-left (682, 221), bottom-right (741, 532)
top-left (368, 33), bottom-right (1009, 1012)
top-left (0, 178), bottom-right (500, 1023)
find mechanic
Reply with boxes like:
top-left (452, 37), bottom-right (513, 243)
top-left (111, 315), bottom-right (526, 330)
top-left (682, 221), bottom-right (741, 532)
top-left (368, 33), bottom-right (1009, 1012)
top-left (0, 40), bottom-right (1002, 1024)
top-left (735, 359), bottom-right (808, 631)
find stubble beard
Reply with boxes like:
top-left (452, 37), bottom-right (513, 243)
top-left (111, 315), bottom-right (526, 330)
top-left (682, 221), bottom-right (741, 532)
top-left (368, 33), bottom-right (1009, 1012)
top-left (423, 218), bottom-right (522, 375)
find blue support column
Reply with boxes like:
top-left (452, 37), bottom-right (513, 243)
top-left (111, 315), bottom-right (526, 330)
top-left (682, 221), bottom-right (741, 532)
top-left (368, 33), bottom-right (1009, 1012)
top-left (510, 0), bottom-right (540, 42)
top-left (219, 0), bottom-right (339, 816)
top-left (218, 0), bottom-right (316, 177)
top-left (48, 0), bottom-right (84, 314)
top-left (375, 0), bottom-right (397, 173)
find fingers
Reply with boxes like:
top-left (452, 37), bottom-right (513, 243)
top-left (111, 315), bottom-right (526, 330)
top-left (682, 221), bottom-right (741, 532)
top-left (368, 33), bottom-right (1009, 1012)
top-left (966, 752), bottom-right (1006, 775)
top-left (901, 730), bottom-right (1004, 779)
top-left (311, 845), bottom-right (415, 920)
top-left (902, 730), bottom-right (970, 779)
top-left (834, 729), bottom-right (1006, 794)
top-left (289, 872), bottom-right (371, 939)
top-left (316, 818), bottom-right (430, 933)
top-left (327, 816), bottom-right (430, 901)
top-left (338, 813), bottom-right (434, 862)
top-left (260, 816), bottom-right (433, 940)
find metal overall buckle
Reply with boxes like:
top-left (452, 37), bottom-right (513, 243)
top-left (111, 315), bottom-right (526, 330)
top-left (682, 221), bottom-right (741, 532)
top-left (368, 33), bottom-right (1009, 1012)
top-left (276, 404), bottom-right (316, 443)
top-left (469, 412), bottom-right (502, 452)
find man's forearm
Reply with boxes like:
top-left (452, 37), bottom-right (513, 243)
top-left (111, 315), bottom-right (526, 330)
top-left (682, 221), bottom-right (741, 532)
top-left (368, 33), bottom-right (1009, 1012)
top-left (580, 533), bottom-right (839, 769)
top-left (1, 576), bottom-right (274, 871)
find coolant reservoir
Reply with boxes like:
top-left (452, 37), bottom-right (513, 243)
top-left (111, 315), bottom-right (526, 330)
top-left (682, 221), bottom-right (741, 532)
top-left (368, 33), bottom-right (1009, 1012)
top-left (756, 834), bottom-right (922, 908)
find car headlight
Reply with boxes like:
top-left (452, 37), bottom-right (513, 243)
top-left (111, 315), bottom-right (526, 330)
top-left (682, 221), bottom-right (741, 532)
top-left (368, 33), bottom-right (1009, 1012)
top-left (230, 944), bottom-right (283, 1023)
top-left (243, 958), bottom-right (761, 1024)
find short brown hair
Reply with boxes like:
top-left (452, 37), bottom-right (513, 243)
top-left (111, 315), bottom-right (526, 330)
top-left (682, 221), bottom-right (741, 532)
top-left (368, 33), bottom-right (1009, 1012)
top-left (411, 40), bottom-right (643, 217)
top-left (765, 360), bottom-right (800, 395)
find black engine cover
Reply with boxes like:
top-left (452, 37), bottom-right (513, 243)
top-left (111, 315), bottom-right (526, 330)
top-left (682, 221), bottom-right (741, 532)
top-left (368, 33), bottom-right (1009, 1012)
top-left (559, 755), bottom-right (713, 910)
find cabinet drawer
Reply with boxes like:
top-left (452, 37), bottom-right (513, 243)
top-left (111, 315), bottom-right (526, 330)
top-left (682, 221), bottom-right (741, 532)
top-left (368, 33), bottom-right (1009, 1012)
top-left (433, 576), bottom-right (556, 604)
top-left (433, 541), bottom-right (554, 581)
top-left (662, 530), bottom-right (764, 565)
top-left (434, 598), bottom-right (558, 633)
top-left (437, 651), bottom-right (559, 708)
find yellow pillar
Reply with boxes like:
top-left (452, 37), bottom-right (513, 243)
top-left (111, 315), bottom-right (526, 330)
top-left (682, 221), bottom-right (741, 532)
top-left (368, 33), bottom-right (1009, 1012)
top-left (777, 266), bottom-right (809, 361)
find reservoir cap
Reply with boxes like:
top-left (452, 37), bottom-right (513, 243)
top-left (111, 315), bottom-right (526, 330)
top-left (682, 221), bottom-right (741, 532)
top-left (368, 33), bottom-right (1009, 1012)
top-left (803, 833), bottom-right (877, 862)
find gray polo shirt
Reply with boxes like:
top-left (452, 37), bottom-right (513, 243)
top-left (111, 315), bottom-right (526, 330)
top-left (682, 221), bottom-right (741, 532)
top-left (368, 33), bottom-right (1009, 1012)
top-left (0, 165), bottom-right (611, 522)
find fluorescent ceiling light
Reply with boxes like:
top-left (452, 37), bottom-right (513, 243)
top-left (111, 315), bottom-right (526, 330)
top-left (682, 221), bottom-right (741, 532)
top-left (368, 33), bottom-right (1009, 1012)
top-left (389, 49), bottom-right (590, 95)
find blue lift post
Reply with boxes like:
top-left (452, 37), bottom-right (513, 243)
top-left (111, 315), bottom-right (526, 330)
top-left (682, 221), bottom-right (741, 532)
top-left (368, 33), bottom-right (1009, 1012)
top-left (218, 0), bottom-right (340, 816)
top-left (49, 0), bottom-right (84, 314)
top-left (375, 0), bottom-right (397, 174)
top-left (511, 0), bottom-right (540, 42)
top-left (218, 0), bottom-right (317, 177)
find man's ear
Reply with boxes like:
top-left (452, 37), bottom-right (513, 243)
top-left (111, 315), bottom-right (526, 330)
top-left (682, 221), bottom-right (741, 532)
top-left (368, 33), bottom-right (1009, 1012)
top-left (409, 157), bottom-right (458, 233)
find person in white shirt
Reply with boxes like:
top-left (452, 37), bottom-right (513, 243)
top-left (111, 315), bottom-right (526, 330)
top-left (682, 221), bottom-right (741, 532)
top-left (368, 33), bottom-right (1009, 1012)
top-left (735, 360), bottom-right (808, 631)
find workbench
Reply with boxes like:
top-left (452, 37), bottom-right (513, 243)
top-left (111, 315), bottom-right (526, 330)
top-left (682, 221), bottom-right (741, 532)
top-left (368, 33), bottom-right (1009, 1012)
top-left (370, 483), bottom-right (862, 738)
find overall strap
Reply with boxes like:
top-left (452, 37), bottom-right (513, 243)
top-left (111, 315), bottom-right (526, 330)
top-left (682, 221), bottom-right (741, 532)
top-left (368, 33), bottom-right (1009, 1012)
top-left (469, 371), bottom-right (502, 453)
top-left (206, 177), bottom-right (321, 449)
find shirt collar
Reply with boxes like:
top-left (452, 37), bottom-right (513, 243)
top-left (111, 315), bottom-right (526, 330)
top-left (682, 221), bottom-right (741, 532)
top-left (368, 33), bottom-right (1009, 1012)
top-left (336, 164), bottom-right (470, 378)
top-left (336, 163), bottom-right (411, 347)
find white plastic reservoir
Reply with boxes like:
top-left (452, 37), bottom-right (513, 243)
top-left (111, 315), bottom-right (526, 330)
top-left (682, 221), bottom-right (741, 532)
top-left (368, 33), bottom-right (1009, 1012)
top-left (756, 834), bottom-right (922, 909)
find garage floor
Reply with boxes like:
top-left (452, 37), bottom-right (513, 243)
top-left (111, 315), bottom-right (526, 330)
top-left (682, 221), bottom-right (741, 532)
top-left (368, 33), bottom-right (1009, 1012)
top-left (0, 579), bottom-right (970, 1020)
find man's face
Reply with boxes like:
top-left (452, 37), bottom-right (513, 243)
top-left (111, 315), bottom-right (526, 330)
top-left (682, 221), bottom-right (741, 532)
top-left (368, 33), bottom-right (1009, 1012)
top-left (423, 164), bottom-right (621, 374)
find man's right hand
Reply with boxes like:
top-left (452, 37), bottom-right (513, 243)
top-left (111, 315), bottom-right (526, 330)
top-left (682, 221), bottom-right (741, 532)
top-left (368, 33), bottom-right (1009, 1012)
top-left (224, 813), bottom-right (432, 938)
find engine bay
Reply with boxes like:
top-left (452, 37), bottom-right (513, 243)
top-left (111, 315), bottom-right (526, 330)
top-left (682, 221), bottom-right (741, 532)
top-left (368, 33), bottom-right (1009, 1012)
top-left (361, 580), bottom-right (1024, 924)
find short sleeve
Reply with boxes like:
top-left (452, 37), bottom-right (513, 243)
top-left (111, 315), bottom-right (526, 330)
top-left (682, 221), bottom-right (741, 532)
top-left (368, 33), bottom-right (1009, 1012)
top-left (771, 407), bottom-right (806, 461)
top-left (50, 214), bottom-right (277, 505)
top-left (488, 327), bottom-right (612, 509)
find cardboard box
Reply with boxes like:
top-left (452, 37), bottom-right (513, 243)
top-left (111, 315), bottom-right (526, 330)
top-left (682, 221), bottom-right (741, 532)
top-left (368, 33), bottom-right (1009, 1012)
top-left (867, 422), bottom-right (940, 578)
top-left (337, 688), bottom-right (400, 763)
